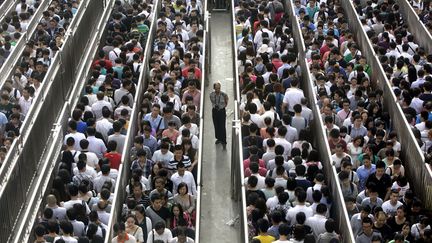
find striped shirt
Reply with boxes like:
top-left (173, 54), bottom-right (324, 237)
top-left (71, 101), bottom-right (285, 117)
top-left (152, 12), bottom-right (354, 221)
top-left (166, 155), bottom-right (192, 172)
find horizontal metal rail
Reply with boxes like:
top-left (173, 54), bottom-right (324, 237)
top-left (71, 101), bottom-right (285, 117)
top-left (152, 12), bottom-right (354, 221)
top-left (0, 0), bottom-right (107, 241)
top-left (340, 0), bottom-right (432, 209)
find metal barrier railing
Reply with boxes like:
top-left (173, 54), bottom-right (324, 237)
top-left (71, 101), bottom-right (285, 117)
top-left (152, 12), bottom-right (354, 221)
top-left (195, 0), bottom-right (211, 241)
top-left (106, 0), bottom-right (209, 241)
top-left (230, 0), bottom-right (355, 241)
top-left (284, 0), bottom-right (355, 241)
top-left (232, 101), bottom-right (248, 242)
top-left (11, 103), bottom-right (69, 243)
top-left (0, 0), bottom-right (15, 22)
top-left (396, 0), bottom-right (432, 53)
top-left (11, 0), bottom-right (117, 241)
top-left (104, 0), bottom-right (161, 241)
top-left (0, 0), bottom-right (51, 90)
top-left (67, 0), bottom-right (116, 110)
top-left (230, 0), bottom-right (248, 242)
top-left (341, 0), bottom-right (432, 210)
top-left (0, 1), bottom-right (106, 241)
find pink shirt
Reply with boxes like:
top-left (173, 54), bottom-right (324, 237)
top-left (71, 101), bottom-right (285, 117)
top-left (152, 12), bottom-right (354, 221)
top-left (182, 90), bottom-right (201, 112)
top-left (243, 158), bottom-right (267, 177)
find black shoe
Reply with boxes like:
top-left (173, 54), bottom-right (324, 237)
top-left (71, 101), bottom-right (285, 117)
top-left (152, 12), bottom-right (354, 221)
top-left (215, 140), bottom-right (221, 144)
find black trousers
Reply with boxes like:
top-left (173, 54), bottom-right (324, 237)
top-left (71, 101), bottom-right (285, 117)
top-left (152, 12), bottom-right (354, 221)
top-left (212, 107), bottom-right (227, 144)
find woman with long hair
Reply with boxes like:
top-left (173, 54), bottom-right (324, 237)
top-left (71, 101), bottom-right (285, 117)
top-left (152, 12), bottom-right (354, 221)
top-left (182, 139), bottom-right (198, 180)
top-left (125, 214), bottom-right (144, 243)
top-left (149, 162), bottom-right (163, 190)
top-left (170, 203), bottom-right (193, 230)
top-left (347, 136), bottom-right (364, 169)
top-left (134, 205), bottom-right (152, 243)
top-left (172, 182), bottom-right (196, 216)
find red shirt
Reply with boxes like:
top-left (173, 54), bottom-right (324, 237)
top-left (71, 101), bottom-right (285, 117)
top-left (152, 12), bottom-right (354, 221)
top-left (244, 151), bottom-right (268, 177)
top-left (104, 152), bottom-right (122, 170)
top-left (92, 58), bottom-right (113, 70)
top-left (244, 167), bottom-right (267, 177)
top-left (328, 138), bottom-right (347, 153)
top-left (320, 44), bottom-right (331, 57)
top-left (181, 66), bottom-right (202, 80)
top-left (272, 59), bottom-right (283, 72)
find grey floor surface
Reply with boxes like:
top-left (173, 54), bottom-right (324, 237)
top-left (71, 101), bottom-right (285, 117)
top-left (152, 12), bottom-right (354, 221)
top-left (199, 12), bottom-right (241, 242)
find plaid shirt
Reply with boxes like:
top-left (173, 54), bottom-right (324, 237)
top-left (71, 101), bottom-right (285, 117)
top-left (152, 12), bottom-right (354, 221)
top-left (131, 158), bottom-right (154, 178)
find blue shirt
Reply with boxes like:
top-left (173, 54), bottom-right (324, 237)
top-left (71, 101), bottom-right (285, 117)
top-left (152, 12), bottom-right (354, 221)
top-left (356, 164), bottom-right (376, 191)
top-left (0, 112), bottom-right (8, 126)
top-left (77, 121), bottom-right (88, 134)
top-left (277, 63), bottom-right (291, 78)
top-left (350, 125), bottom-right (367, 138)
top-left (143, 113), bottom-right (165, 132)
top-left (268, 225), bottom-right (280, 239)
top-left (143, 135), bottom-right (158, 154)
top-left (416, 112), bottom-right (432, 124)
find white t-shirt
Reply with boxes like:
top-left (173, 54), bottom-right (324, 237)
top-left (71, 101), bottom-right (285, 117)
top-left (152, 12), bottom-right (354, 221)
top-left (152, 150), bottom-right (174, 166)
top-left (381, 200), bottom-right (403, 217)
top-left (97, 210), bottom-right (111, 225)
top-left (147, 229), bottom-right (173, 243)
top-left (73, 166), bottom-right (97, 179)
top-left (286, 204), bottom-right (313, 225)
top-left (64, 132), bottom-right (86, 151)
top-left (63, 199), bottom-right (90, 214)
top-left (47, 206), bottom-right (67, 220)
top-left (169, 237), bottom-right (195, 243)
top-left (331, 153), bottom-right (352, 169)
top-left (54, 235), bottom-right (78, 243)
top-left (82, 151), bottom-right (99, 168)
top-left (391, 181), bottom-right (410, 199)
top-left (283, 88), bottom-right (305, 112)
top-left (179, 123), bottom-right (199, 137)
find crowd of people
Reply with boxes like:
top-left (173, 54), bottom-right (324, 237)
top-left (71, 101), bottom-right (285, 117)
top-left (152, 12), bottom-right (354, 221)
top-left (0, 0), bottom-right (42, 67)
top-left (234, 0), bottom-right (432, 242)
top-left (234, 0), bottom-right (344, 242)
top-left (300, 0), bottom-right (431, 242)
top-left (410, 0), bottom-right (432, 33)
top-left (396, 0), bottom-right (432, 157)
top-left (0, 0), bottom-right (80, 168)
top-left (31, 0), bottom-right (204, 242)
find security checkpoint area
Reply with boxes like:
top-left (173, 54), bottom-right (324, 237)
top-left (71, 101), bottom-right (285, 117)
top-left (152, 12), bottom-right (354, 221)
top-left (1, 0), bottom-right (432, 243)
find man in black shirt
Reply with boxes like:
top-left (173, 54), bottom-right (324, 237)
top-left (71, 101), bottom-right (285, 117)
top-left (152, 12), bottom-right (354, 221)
top-left (419, 82), bottom-right (432, 102)
top-left (366, 161), bottom-right (392, 201)
top-left (246, 175), bottom-right (266, 201)
top-left (368, 129), bottom-right (386, 155)
top-left (146, 192), bottom-right (171, 228)
top-left (401, 97), bottom-right (417, 119)
top-left (373, 211), bottom-right (393, 242)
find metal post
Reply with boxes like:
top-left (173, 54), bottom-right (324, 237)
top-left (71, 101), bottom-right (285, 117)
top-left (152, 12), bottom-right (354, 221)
top-left (230, 121), bottom-right (238, 200)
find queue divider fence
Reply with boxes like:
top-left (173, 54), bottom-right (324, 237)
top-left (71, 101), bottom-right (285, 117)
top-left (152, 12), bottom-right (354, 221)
top-left (341, 0), bottom-right (432, 209)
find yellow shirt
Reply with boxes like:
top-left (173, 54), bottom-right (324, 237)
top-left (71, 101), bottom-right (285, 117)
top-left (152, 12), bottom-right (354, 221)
top-left (253, 235), bottom-right (276, 243)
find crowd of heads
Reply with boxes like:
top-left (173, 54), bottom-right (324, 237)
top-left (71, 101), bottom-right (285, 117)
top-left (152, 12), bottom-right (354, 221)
top-left (0, 0), bottom-right (80, 167)
top-left (234, 0), bottom-right (343, 242)
top-left (32, 0), bottom-right (205, 242)
top-left (235, 0), bottom-right (432, 242)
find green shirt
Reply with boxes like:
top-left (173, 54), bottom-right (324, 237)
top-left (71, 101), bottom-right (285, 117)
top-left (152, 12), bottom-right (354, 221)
top-left (0, 102), bottom-right (14, 118)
